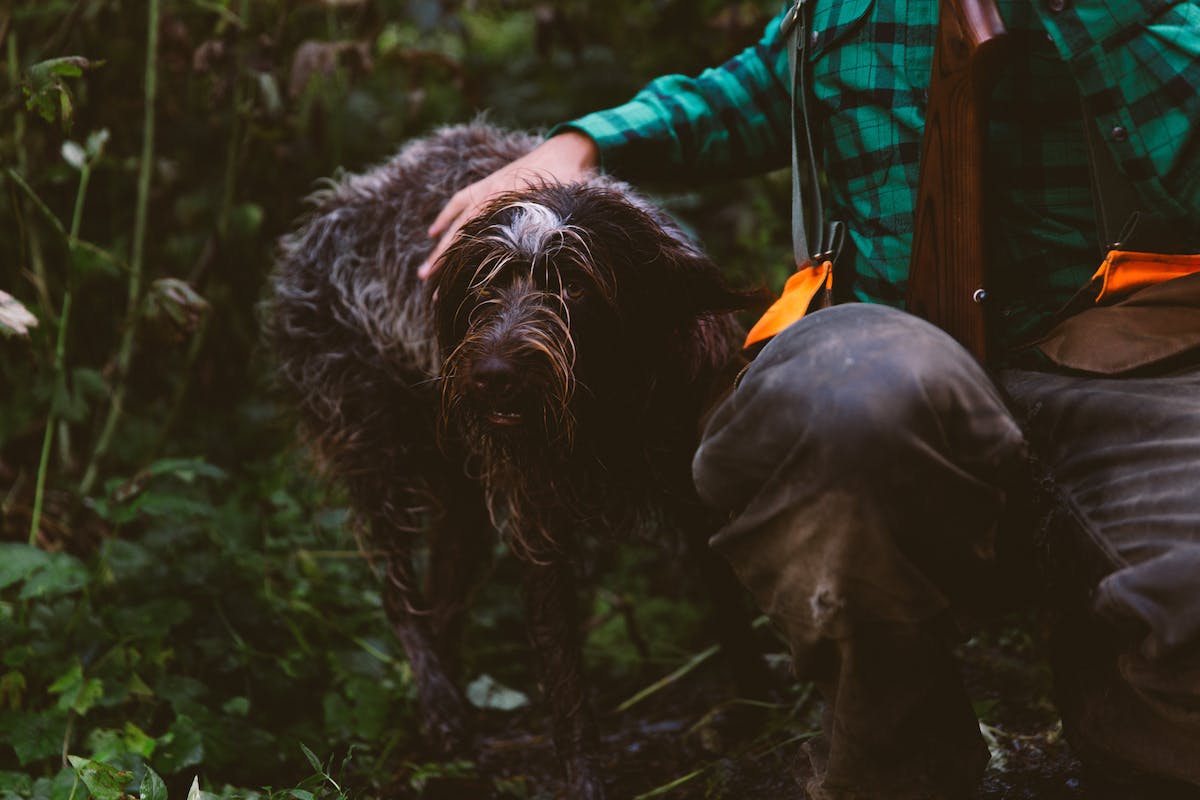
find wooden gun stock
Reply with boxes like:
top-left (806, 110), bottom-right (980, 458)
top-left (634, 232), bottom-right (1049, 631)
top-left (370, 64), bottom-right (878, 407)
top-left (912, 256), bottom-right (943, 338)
top-left (906, 0), bottom-right (1012, 361)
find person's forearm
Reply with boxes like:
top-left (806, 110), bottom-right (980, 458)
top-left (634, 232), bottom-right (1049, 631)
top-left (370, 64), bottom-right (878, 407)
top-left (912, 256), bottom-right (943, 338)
top-left (556, 11), bottom-right (793, 182)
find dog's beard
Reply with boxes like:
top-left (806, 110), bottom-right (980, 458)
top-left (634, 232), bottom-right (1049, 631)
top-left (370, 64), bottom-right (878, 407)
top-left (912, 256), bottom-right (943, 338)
top-left (441, 305), bottom-right (585, 560)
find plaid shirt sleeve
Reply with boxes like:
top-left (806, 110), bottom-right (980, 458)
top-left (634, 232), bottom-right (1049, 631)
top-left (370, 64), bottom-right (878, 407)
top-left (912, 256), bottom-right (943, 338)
top-left (551, 11), bottom-right (793, 181)
top-left (1037, 0), bottom-right (1200, 224)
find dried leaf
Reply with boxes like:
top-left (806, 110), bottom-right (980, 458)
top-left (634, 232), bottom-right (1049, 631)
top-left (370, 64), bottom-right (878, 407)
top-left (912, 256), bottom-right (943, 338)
top-left (466, 673), bottom-right (530, 711)
top-left (143, 278), bottom-right (210, 338)
top-left (288, 40), bottom-right (373, 98)
top-left (0, 291), bottom-right (39, 338)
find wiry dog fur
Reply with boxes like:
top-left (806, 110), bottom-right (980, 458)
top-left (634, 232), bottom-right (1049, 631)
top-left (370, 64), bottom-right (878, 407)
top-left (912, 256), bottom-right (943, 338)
top-left (265, 123), bottom-right (763, 798)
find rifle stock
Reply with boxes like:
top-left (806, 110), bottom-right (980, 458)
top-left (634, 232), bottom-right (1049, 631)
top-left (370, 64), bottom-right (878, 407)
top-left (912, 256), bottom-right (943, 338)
top-left (906, 0), bottom-right (1011, 361)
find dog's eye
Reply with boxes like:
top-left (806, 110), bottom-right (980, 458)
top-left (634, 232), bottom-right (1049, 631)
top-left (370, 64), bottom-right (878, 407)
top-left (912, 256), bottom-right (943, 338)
top-left (562, 281), bottom-right (585, 302)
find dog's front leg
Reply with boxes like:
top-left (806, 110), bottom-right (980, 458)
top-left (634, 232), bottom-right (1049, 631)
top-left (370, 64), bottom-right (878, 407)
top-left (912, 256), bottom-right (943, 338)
top-left (522, 557), bottom-right (606, 800)
top-left (376, 519), bottom-right (472, 753)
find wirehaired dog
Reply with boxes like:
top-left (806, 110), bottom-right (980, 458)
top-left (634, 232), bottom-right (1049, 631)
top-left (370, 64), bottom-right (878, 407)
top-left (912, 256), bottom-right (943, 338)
top-left (265, 123), bottom-right (763, 798)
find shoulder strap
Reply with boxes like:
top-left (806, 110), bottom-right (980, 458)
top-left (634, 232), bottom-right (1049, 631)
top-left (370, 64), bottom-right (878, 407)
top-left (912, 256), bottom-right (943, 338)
top-left (783, 0), bottom-right (843, 270)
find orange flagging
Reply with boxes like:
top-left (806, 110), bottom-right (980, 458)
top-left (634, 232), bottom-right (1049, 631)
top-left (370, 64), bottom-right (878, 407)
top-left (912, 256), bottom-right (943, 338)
top-left (1092, 250), bottom-right (1200, 303)
top-left (744, 260), bottom-right (833, 347)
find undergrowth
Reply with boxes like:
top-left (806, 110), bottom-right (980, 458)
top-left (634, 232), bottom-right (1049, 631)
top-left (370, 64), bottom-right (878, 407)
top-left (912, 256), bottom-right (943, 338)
top-left (1, 1), bottom-right (794, 798)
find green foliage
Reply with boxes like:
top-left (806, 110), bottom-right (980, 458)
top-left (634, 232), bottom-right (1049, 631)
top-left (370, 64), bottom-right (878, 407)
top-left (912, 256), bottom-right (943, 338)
top-left (1, 0), bottom-right (790, 796)
top-left (21, 56), bottom-right (104, 132)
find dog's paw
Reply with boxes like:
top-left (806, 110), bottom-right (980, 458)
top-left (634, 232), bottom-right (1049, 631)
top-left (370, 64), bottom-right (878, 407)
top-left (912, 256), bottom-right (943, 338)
top-left (567, 774), bottom-right (606, 800)
top-left (416, 676), bottom-right (473, 753)
top-left (422, 705), bottom-right (472, 758)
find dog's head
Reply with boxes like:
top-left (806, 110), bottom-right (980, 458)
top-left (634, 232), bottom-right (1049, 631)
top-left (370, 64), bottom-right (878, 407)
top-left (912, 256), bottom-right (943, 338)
top-left (432, 180), bottom-right (752, 457)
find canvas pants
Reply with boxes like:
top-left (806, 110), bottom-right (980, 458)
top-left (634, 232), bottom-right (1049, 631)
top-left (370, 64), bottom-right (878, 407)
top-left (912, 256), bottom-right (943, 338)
top-left (693, 303), bottom-right (1200, 799)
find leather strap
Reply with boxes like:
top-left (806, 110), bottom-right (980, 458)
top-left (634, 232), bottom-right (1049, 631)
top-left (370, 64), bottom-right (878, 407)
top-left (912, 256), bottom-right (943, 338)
top-left (783, 0), bottom-right (843, 271)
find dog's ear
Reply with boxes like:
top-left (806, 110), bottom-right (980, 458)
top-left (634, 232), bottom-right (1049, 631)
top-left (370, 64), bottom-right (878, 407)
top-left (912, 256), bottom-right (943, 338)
top-left (431, 236), bottom-right (484, 350)
top-left (651, 237), bottom-right (762, 319)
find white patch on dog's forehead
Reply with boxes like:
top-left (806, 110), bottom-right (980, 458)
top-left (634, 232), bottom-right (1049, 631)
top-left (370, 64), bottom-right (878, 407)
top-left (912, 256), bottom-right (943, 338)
top-left (488, 201), bottom-right (569, 256)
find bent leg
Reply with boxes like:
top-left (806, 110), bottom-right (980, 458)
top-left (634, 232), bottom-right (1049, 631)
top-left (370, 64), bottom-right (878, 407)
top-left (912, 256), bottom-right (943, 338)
top-left (1003, 365), bottom-right (1200, 791)
top-left (694, 304), bottom-right (1027, 798)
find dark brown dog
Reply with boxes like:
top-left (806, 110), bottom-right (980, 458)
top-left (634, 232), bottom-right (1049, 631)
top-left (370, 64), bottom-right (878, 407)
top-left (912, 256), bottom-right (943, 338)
top-left (266, 123), bottom-right (762, 798)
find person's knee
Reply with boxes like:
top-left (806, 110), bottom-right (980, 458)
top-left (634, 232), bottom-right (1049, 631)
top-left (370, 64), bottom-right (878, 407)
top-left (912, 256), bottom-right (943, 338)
top-left (695, 303), bottom-right (1002, 512)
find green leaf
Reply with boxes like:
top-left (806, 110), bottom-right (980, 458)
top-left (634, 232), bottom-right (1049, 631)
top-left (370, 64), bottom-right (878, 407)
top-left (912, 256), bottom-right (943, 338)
top-left (0, 544), bottom-right (52, 591)
top-left (0, 670), bottom-right (27, 710)
top-left (58, 89), bottom-right (74, 131)
top-left (67, 755), bottom-right (133, 800)
top-left (18, 553), bottom-right (88, 599)
top-left (123, 723), bottom-right (157, 759)
top-left (155, 716), bottom-right (204, 773)
top-left (145, 457), bottom-right (228, 483)
top-left (0, 710), bottom-right (68, 764)
top-left (228, 203), bottom-right (264, 239)
top-left (0, 771), bottom-right (33, 794)
top-left (21, 58), bottom-right (103, 133)
top-left (300, 742), bottom-right (324, 774)
top-left (49, 662), bottom-right (105, 715)
top-left (140, 766), bottom-right (168, 800)
top-left (221, 696), bottom-right (249, 716)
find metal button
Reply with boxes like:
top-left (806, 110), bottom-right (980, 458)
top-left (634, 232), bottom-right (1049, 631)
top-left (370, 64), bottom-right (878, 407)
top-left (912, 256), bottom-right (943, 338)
top-left (1112, 126), bottom-right (1129, 142)
top-left (1047, 0), bottom-right (1066, 12)
top-left (973, 288), bottom-right (988, 304)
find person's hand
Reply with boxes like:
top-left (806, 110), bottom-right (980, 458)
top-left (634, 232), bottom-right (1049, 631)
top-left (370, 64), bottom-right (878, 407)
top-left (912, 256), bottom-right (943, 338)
top-left (418, 130), bottom-right (600, 279)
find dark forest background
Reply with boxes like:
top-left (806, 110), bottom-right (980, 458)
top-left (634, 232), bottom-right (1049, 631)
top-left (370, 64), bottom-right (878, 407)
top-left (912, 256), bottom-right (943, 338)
top-left (1, 1), bottom-right (806, 798)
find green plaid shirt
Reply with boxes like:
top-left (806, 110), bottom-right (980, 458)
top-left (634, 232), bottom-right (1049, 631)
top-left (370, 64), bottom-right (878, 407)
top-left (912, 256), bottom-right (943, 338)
top-left (560, 0), bottom-right (1200, 346)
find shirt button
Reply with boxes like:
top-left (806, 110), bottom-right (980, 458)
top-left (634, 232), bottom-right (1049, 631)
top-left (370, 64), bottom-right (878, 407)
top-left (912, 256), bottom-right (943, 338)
top-left (1112, 126), bottom-right (1129, 142)
top-left (810, 30), bottom-right (820, 48)
top-left (1047, 0), bottom-right (1066, 12)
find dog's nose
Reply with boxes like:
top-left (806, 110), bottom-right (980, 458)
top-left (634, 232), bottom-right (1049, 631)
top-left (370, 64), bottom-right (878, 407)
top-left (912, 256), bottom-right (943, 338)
top-left (470, 355), bottom-right (517, 397)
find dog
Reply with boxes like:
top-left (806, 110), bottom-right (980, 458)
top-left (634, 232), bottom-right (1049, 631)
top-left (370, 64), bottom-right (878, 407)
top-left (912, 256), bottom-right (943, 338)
top-left (265, 123), bottom-right (764, 798)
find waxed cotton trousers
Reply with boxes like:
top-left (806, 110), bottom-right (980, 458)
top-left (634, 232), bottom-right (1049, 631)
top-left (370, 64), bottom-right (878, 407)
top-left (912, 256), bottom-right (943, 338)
top-left (693, 303), bottom-right (1200, 799)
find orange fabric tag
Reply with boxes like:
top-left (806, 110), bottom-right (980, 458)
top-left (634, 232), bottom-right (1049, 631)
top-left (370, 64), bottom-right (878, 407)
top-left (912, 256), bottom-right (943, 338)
top-left (744, 260), bottom-right (833, 347)
top-left (1091, 250), bottom-right (1200, 303)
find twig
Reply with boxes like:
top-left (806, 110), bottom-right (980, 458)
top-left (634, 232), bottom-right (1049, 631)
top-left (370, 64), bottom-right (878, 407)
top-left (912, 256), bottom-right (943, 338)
top-left (5, 167), bottom-right (68, 239)
top-left (615, 644), bottom-right (720, 714)
top-left (597, 588), bottom-right (651, 662)
top-left (79, 0), bottom-right (159, 495)
top-left (631, 768), bottom-right (704, 800)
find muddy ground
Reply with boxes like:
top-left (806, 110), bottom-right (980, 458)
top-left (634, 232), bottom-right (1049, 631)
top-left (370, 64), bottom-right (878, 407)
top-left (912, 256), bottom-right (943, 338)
top-left (391, 615), bottom-right (1087, 799)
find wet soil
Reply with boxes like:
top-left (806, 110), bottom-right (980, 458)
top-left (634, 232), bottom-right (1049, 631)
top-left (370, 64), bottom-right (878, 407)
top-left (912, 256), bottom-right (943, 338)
top-left (392, 616), bottom-right (1087, 799)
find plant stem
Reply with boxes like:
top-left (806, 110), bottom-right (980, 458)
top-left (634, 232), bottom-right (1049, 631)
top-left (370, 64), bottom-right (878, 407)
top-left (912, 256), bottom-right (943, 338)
top-left (8, 30), bottom-right (53, 317)
top-left (28, 153), bottom-right (92, 544)
top-left (29, 291), bottom-right (70, 546)
top-left (79, 0), bottom-right (159, 496)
